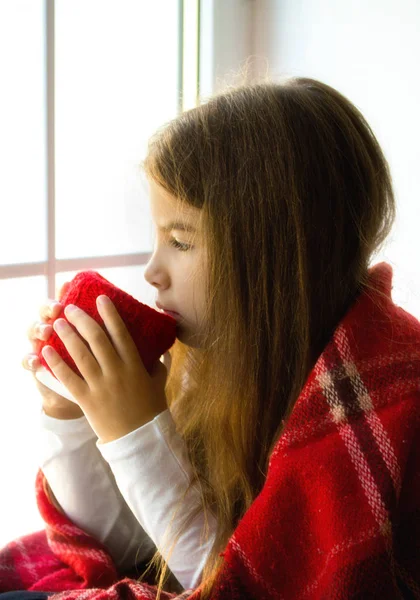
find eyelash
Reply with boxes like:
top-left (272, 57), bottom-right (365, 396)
top-left (169, 238), bottom-right (193, 252)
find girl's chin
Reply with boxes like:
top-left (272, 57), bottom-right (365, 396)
top-left (177, 327), bottom-right (204, 350)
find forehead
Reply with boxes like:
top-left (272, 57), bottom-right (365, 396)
top-left (148, 178), bottom-right (201, 232)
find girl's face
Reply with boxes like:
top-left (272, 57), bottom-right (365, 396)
top-left (144, 178), bottom-right (207, 348)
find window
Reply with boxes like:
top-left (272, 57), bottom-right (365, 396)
top-left (0, 0), bottom-right (200, 548)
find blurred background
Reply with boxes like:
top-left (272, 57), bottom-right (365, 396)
top-left (0, 0), bottom-right (419, 548)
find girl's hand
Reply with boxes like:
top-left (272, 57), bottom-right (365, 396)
top-left (41, 295), bottom-right (169, 444)
top-left (22, 282), bottom-right (85, 419)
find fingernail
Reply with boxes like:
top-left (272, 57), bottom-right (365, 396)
top-left (28, 356), bottom-right (39, 369)
top-left (49, 302), bottom-right (61, 317)
top-left (97, 295), bottom-right (111, 307)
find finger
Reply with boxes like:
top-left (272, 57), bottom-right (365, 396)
top-left (41, 344), bottom-right (86, 402)
top-left (26, 321), bottom-right (37, 340)
top-left (40, 301), bottom-right (62, 322)
top-left (22, 354), bottom-right (41, 371)
top-left (26, 324), bottom-right (51, 362)
top-left (95, 296), bottom-right (140, 368)
top-left (30, 324), bottom-right (51, 357)
top-left (62, 302), bottom-right (121, 375)
top-left (52, 317), bottom-right (102, 384)
top-left (28, 335), bottom-right (42, 356)
top-left (27, 321), bottom-right (54, 342)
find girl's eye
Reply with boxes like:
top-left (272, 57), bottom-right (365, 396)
top-left (169, 238), bottom-right (193, 252)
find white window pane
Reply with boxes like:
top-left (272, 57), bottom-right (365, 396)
top-left (0, 276), bottom-right (50, 547)
top-left (0, 1), bottom-right (47, 266)
top-left (55, 0), bottom-right (180, 259)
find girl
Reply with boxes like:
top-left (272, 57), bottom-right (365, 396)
top-left (16, 76), bottom-right (420, 600)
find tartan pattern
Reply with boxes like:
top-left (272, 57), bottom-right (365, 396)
top-left (1, 261), bottom-right (419, 599)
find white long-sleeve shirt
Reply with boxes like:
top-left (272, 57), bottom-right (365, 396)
top-left (36, 407), bottom-right (217, 591)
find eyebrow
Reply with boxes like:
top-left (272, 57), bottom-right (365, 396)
top-left (159, 221), bottom-right (196, 233)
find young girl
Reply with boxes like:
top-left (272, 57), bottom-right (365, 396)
top-left (13, 76), bottom-right (420, 600)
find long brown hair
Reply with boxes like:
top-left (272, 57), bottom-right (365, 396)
top-left (137, 75), bottom-right (396, 598)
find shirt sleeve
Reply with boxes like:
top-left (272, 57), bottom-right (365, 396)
top-left (36, 407), bottom-right (157, 574)
top-left (96, 408), bottom-right (218, 591)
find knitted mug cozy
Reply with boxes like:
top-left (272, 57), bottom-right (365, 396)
top-left (35, 270), bottom-right (177, 404)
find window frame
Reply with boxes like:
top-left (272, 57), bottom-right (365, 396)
top-left (0, 0), bottom-right (201, 299)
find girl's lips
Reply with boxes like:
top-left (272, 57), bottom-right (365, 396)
top-left (162, 309), bottom-right (181, 320)
top-left (156, 301), bottom-right (179, 315)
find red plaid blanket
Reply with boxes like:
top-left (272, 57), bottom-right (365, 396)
top-left (1, 261), bottom-right (419, 599)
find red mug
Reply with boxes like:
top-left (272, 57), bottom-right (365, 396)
top-left (35, 270), bottom-right (177, 404)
